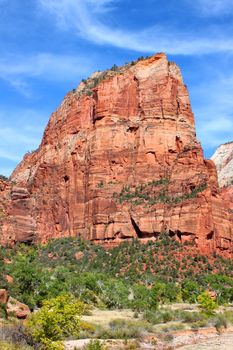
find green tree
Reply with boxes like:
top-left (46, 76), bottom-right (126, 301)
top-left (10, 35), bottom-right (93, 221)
top-left (8, 252), bottom-right (44, 309)
top-left (182, 279), bottom-right (200, 303)
top-left (131, 284), bottom-right (155, 311)
top-left (151, 282), bottom-right (180, 304)
top-left (27, 294), bottom-right (87, 350)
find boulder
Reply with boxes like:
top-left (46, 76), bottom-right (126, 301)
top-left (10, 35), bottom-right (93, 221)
top-left (6, 296), bottom-right (31, 319)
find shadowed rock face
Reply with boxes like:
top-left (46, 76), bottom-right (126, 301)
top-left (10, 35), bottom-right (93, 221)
top-left (0, 53), bottom-right (232, 257)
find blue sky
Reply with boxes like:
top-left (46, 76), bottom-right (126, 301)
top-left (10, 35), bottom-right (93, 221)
top-left (0, 0), bottom-right (233, 176)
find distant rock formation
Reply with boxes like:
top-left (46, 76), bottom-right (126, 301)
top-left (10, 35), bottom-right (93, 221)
top-left (212, 142), bottom-right (233, 187)
top-left (0, 53), bottom-right (232, 257)
top-left (212, 142), bottom-right (233, 212)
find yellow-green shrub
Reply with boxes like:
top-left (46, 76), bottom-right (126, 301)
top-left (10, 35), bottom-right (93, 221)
top-left (0, 340), bottom-right (32, 350)
top-left (27, 294), bottom-right (86, 349)
top-left (197, 291), bottom-right (218, 315)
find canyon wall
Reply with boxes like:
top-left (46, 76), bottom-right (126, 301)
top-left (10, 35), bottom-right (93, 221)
top-left (1, 53), bottom-right (232, 257)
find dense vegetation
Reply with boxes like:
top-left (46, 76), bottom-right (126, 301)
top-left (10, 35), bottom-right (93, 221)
top-left (0, 236), bottom-right (233, 311)
top-left (0, 236), bottom-right (233, 349)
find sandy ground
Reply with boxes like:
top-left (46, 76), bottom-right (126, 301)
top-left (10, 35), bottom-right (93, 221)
top-left (81, 304), bottom-right (198, 327)
top-left (65, 333), bottom-right (233, 350)
top-left (64, 307), bottom-right (233, 350)
top-left (178, 332), bottom-right (233, 350)
top-left (82, 308), bottom-right (135, 327)
top-left (64, 339), bottom-right (155, 350)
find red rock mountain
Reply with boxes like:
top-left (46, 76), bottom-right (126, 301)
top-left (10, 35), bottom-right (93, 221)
top-left (0, 53), bottom-right (232, 257)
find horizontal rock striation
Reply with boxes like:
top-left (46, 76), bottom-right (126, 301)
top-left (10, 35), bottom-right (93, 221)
top-left (1, 53), bottom-right (232, 257)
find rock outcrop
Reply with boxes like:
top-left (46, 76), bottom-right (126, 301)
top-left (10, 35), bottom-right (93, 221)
top-left (0, 53), bottom-right (232, 257)
top-left (0, 289), bottom-right (30, 319)
top-left (6, 296), bottom-right (31, 319)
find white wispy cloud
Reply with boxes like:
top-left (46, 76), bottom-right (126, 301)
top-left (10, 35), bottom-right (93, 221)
top-left (189, 0), bottom-right (233, 16)
top-left (193, 71), bottom-right (233, 150)
top-left (197, 115), bottom-right (233, 149)
top-left (38, 0), bottom-right (233, 55)
top-left (0, 150), bottom-right (21, 162)
top-left (0, 127), bottom-right (40, 147)
top-left (0, 53), bottom-right (94, 96)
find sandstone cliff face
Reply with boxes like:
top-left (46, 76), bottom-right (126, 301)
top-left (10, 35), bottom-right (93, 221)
top-left (212, 142), bottom-right (233, 211)
top-left (0, 177), bottom-right (36, 245)
top-left (222, 187), bottom-right (233, 211)
top-left (211, 142), bottom-right (233, 187)
top-left (0, 178), bottom-right (11, 244)
top-left (1, 53), bottom-right (232, 257)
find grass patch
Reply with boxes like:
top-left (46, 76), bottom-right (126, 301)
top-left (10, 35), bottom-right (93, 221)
top-left (94, 319), bottom-right (153, 339)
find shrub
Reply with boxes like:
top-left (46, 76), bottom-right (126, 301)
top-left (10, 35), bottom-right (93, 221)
top-left (0, 303), bottom-right (7, 319)
top-left (96, 319), bottom-right (152, 339)
top-left (0, 174), bottom-right (8, 181)
top-left (161, 323), bottom-right (185, 332)
top-left (0, 340), bottom-right (32, 350)
top-left (151, 282), bottom-right (179, 304)
top-left (110, 64), bottom-right (118, 71)
top-left (97, 181), bottom-right (104, 188)
top-left (131, 284), bottom-right (155, 311)
top-left (181, 279), bottom-right (200, 303)
top-left (26, 294), bottom-right (87, 349)
top-left (143, 309), bottom-right (174, 324)
top-left (214, 314), bottom-right (228, 333)
top-left (221, 310), bottom-right (233, 324)
top-left (84, 340), bottom-right (107, 350)
top-left (197, 291), bottom-right (218, 315)
top-left (179, 311), bottom-right (205, 323)
top-left (190, 319), bottom-right (208, 329)
top-left (101, 279), bottom-right (130, 309)
top-left (0, 324), bottom-right (34, 350)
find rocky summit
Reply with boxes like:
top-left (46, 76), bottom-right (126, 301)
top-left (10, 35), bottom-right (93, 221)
top-left (0, 53), bottom-right (232, 257)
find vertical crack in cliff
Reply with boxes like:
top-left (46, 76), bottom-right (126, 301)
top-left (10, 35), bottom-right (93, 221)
top-left (130, 216), bottom-right (143, 238)
top-left (134, 75), bottom-right (144, 119)
top-left (130, 216), bottom-right (156, 239)
top-left (129, 75), bottom-right (142, 182)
